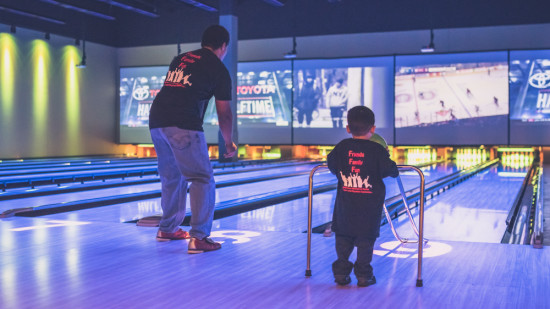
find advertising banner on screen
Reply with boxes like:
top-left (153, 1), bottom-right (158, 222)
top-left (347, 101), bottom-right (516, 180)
top-left (509, 50), bottom-right (550, 145)
top-left (119, 66), bottom-right (167, 143)
top-left (203, 61), bottom-right (293, 144)
top-left (120, 68), bottom-right (166, 128)
top-left (203, 69), bottom-right (292, 126)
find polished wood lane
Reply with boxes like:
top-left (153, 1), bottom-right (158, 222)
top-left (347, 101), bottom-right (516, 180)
top-left (1, 216), bottom-right (548, 309)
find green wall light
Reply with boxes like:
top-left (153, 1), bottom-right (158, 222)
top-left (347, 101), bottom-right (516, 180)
top-left (31, 40), bottom-right (51, 152)
top-left (0, 33), bottom-right (17, 128)
top-left (62, 45), bottom-right (81, 152)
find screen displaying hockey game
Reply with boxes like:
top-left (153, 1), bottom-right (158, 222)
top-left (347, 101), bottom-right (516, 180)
top-left (509, 50), bottom-right (550, 145)
top-left (395, 52), bottom-right (508, 145)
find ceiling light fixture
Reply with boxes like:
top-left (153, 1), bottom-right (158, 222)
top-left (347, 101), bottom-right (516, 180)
top-left (76, 40), bottom-right (87, 69)
top-left (284, 36), bottom-right (297, 59)
top-left (421, 29), bottom-right (435, 53)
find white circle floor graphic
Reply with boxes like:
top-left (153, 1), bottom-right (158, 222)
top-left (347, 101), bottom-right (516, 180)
top-left (208, 231), bottom-right (452, 258)
top-left (373, 241), bottom-right (452, 259)
top-left (210, 230), bottom-right (262, 244)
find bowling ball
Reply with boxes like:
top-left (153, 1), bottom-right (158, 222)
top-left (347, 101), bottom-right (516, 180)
top-left (369, 133), bottom-right (388, 150)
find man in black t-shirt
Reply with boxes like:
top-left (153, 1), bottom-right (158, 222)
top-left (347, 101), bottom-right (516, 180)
top-left (327, 106), bottom-right (398, 287)
top-left (149, 25), bottom-right (236, 254)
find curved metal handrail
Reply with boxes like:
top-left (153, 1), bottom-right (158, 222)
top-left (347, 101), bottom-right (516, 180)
top-left (305, 164), bottom-right (328, 277)
top-left (532, 164), bottom-right (544, 248)
top-left (396, 165), bottom-right (426, 287)
top-left (305, 164), bottom-right (426, 287)
top-left (383, 175), bottom-right (428, 244)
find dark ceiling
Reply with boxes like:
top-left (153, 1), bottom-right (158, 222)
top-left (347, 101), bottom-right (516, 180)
top-left (1, 0), bottom-right (549, 47)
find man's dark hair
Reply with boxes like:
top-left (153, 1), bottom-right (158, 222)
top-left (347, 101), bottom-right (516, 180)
top-left (347, 106), bottom-right (375, 136)
top-left (201, 25), bottom-right (230, 49)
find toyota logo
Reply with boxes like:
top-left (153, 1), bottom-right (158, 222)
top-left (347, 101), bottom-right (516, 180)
top-left (132, 87), bottom-right (150, 101)
top-left (528, 72), bottom-right (550, 89)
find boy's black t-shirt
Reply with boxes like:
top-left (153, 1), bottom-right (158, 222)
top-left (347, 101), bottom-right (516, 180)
top-left (149, 48), bottom-right (232, 131)
top-left (327, 138), bottom-right (399, 238)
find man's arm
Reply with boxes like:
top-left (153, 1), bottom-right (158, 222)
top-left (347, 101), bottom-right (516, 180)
top-left (215, 99), bottom-right (237, 158)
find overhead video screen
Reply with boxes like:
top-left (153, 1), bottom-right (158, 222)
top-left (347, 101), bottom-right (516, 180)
top-left (293, 57), bottom-right (394, 145)
top-left (119, 63), bottom-right (292, 145)
top-left (394, 52), bottom-right (509, 145)
top-left (203, 61), bottom-right (292, 144)
top-left (119, 66), bottom-right (167, 144)
top-left (509, 50), bottom-right (550, 145)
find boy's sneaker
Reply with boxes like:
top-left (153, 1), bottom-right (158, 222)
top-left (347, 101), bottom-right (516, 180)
top-left (357, 276), bottom-right (376, 287)
top-left (156, 228), bottom-right (190, 242)
top-left (334, 275), bottom-right (351, 286)
top-left (188, 237), bottom-right (221, 254)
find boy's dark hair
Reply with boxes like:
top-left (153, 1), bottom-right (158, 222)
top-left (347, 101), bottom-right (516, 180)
top-left (347, 106), bottom-right (375, 136)
top-left (201, 25), bottom-right (230, 50)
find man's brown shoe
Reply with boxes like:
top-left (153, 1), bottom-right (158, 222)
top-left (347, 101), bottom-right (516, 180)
top-left (188, 237), bottom-right (221, 254)
top-left (156, 228), bottom-right (190, 242)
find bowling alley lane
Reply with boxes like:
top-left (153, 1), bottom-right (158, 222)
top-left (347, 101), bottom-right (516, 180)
top-left (0, 160), bottom-right (317, 202)
top-left (0, 162), bottom-right (321, 214)
top-left (36, 166), bottom-right (337, 223)
top-left (0, 157), bottom-right (155, 170)
top-left (210, 161), bottom-right (459, 233)
top-left (0, 160), bottom-right (157, 178)
top-left (389, 161), bottom-right (529, 243)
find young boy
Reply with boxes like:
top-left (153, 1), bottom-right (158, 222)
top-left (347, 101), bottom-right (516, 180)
top-left (327, 106), bottom-right (399, 287)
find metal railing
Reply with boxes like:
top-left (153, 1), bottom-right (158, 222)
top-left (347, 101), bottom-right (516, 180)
top-left (502, 152), bottom-right (539, 245)
top-left (383, 174), bottom-right (429, 244)
top-left (305, 164), bottom-right (426, 287)
top-left (532, 164), bottom-right (544, 248)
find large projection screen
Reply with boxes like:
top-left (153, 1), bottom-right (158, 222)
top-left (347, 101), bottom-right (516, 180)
top-left (509, 50), bottom-right (550, 145)
top-left (119, 66), bottom-right (167, 144)
top-left (395, 52), bottom-right (509, 145)
top-left (203, 61), bottom-right (292, 144)
top-left (292, 57), bottom-right (394, 145)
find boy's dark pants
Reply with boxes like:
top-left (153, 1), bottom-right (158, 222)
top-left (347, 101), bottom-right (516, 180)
top-left (332, 234), bottom-right (376, 279)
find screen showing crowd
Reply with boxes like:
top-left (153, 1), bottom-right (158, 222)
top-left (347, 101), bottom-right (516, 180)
top-left (292, 57), bottom-right (394, 145)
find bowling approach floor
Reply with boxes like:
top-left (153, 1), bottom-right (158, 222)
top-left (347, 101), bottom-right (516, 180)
top-left (1, 160), bottom-right (548, 308)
